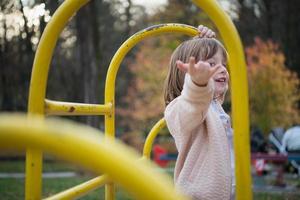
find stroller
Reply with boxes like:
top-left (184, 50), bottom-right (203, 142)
top-left (269, 126), bottom-right (300, 176)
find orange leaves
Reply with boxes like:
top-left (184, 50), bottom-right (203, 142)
top-left (246, 37), bottom-right (300, 134)
top-left (246, 37), bottom-right (284, 71)
top-left (117, 38), bottom-right (173, 132)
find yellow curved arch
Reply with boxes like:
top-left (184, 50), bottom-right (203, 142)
top-left (0, 114), bottom-right (189, 200)
top-left (143, 118), bottom-right (167, 159)
top-left (105, 23), bottom-right (198, 137)
top-left (27, 0), bottom-right (90, 198)
top-left (192, 1), bottom-right (251, 199)
top-left (28, 0), bottom-right (89, 115)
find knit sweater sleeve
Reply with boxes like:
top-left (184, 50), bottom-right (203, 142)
top-left (164, 74), bottom-right (214, 150)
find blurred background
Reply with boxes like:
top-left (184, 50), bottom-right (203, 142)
top-left (0, 0), bottom-right (299, 199)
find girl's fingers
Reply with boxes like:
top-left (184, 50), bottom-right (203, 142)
top-left (176, 57), bottom-right (197, 73)
top-left (205, 30), bottom-right (211, 37)
top-left (200, 27), bottom-right (208, 37)
top-left (197, 25), bottom-right (204, 33)
top-left (198, 25), bottom-right (204, 30)
top-left (188, 57), bottom-right (196, 74)
top-left (197, 25), bottom-right (204, 37)
top-left (210, 65), bottom-right (223, 77)
top-left (211, 31), bottom-right (216, 38)
top-left (207, 30), bottom-right (215, 38)
top-left (196, 61), bottom-right (211, 69)
top-left (197, 25), bottom-right (216, 38)
top-left (176, 60), bottom-right (188, 73)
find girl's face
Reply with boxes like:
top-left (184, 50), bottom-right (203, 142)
top-left (205, 49), bottom-right (229, 99)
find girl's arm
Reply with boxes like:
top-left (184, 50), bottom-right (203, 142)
top-left (165, 73), bottom-right (214, 137)
top-left (165, 57), bottom-right (223, 149)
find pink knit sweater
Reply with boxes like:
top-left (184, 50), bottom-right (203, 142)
top-left (164, 74), bottom-right (231, 200)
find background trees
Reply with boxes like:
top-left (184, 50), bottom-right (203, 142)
top-left (235, 0), bottom-right (300, 76)
top-left (0, 0), bottom-right (146, 127)
top-left (118, 0), bottom-right (300, 135)
top-left (116, 38), bottom-right (172, 133)
top-left (1, 0), bottom-right (299, 136)
top-left (246, 38), bottom-right (299, 134)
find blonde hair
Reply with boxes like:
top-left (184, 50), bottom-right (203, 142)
top-left (164, 38), bottom-right (228, 106)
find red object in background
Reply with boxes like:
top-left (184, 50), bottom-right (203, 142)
top-left (153, 144), bottom-right (169, 167)
top-left (253, 159), bottom-right (266, 176)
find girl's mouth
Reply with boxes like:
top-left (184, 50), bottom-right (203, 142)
top-left (215, 77), bottom-right (226, 82)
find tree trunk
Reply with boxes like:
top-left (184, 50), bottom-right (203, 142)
top-left (76, 0), bottom-right (100, 127)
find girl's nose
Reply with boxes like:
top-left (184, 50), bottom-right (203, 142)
top-left (220, 65), bottom-right (227, 74)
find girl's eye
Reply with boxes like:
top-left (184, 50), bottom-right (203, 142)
top-left (223, 63), bottom-right (227, 68)
top-left (209, 62), bottom-right (215, 67)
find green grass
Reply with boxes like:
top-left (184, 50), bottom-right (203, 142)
top-left (1, 176), bottom-right (300, 200)
top-left (253, 192), bottom-right (300, 200)
top-left (0, 178), bottom-right (25, 200)
top-left (0, 177), bottom-right (133, 200)
top-left (0, 160), bottom-right (136, 199)
top-left (0, 160), bottom-right (80, 173)
top-left (1, 160), bottom-right (300, 199)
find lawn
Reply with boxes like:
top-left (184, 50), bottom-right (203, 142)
top-left (0, 177), bottom-right (134, 200)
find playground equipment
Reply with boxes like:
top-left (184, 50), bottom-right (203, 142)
top-left (0, 114), bottom-right (187, 200)
top-left (2, 0), bottom-right (252, 199)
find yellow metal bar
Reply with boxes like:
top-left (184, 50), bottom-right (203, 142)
top-left (105, 24), bottom-right (197, 138)
top-left (27, 0), bottom-right (90, 199)
top-left (105, 183), bottom-right (115, 200)
top-left (0, 114), bottom-right (189, 200)
top-left (25, 148), bottom-right (43, 199)
top-left (28, 1), bottom-right (90, 114)
top-left (104, 24), bottom-right (197, 200)
top-left (105, 24), bottom-right (198, 136)
top-left (143, 118), bottom-right (166, 159)
top-left (45, 175), bottom-right (110, 200)
top-left (192, 0), bottom-right (252, 199)
top-left (45, 99), bottom-right (112, 116)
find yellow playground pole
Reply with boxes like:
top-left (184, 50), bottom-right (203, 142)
top-left (27, 0), bottom-right (90, 199)
top-left (192, 1), bottom-right (252, 199)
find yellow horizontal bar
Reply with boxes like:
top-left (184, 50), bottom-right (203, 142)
top-left (45, 99), bottom-right (112, 116)
top-left (45, 174), bottom-right (110, 200)
top-left (143, 118), bottom-right (166, 159)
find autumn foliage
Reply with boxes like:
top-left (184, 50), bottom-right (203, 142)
top-left (117, 38), bottom-right (175, 133)
top-left (246, 38), bottom-right (300, 134)
top-left (118, 36), bottom-right (300, 137)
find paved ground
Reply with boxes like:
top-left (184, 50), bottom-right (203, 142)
top-left (252, 173), bottom-right (300, 194)
top-left (0, 172), bottom-right (76, 178)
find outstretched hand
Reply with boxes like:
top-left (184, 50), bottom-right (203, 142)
top-left (176, 57), bottom-right (223, 86)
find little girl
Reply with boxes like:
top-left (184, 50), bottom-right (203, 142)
top-left (164, 26), bottom-right (235, 200)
